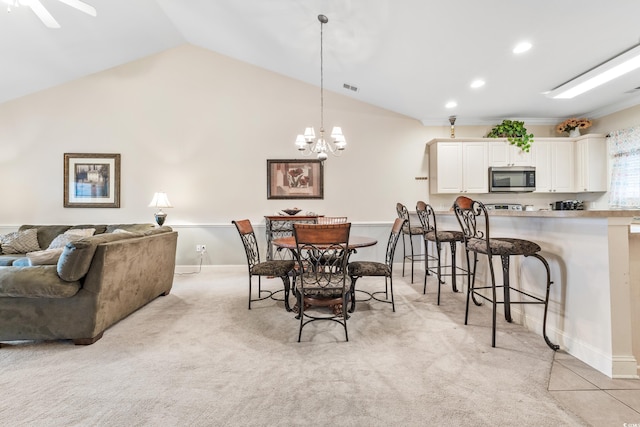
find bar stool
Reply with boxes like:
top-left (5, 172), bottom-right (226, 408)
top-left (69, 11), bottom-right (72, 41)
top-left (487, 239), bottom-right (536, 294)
top-left (453, 196), bottom-right (559, 350)
top-left (396, 202), bottom-right (424, 283)
top-left (415, 201), bottom-right (466, 305)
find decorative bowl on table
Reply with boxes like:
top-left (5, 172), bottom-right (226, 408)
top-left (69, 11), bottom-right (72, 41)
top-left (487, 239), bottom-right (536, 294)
top-left (282, 208), bottom-right (302, 216)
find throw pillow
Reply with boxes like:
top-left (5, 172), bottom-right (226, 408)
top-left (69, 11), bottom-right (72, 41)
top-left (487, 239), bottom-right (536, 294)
top-left (64, 228), bottom-right (96, 238)
top-left (47, 228), bottom-right (95, 249)
top-left (0, 228), bottom-right (40, 254)
top-left (26, 248), bottom-right (65, 265)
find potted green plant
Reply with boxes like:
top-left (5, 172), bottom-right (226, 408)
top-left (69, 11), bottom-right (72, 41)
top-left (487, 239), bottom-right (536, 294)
top-left (486, 119), bottom-right (534, 152)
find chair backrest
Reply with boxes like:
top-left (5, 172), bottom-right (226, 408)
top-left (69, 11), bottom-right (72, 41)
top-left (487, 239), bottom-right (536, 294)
top-left (395, 202), bottom-right (414, 234)
top-left (232, 219), bottom-right (261, 270)
top-left (293, 223), bottom-right (351, 292)
top-left (317, 216), bottom-right (348, 224)
top-left (415, 200), bottom-right (437, 235)
top-left (452, 196), bottom-right (491, 253)
top-left (385, 217), bottom-right (406, 269)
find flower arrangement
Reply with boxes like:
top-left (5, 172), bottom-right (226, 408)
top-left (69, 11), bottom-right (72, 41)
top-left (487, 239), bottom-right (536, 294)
top-left (557, 118), bottom-right (592, 134)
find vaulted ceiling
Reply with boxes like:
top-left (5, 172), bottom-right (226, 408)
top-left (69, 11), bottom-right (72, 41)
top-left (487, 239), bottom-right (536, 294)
top-left (3, 0), bottom-right (640, 125)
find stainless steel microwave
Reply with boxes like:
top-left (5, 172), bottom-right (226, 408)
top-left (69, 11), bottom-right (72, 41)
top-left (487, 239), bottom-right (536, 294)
top-left (489, 166), bottom-right (536, 192)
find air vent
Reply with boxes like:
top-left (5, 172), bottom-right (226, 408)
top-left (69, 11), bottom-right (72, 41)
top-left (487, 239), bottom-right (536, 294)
top-left (343, 83), bottom-right (359, 92)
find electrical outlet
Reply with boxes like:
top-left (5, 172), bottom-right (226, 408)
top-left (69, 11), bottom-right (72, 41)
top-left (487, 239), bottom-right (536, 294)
top-left (196, 244), bottom-right (207, 253)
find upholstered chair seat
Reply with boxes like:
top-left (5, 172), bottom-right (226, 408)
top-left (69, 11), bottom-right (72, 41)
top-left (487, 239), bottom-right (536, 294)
top-left (467, 237), bottom-right (541, 256)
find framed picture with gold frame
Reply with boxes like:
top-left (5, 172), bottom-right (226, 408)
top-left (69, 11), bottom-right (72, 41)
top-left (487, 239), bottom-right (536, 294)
top-left (63, 153), bottom-right (121, 208)
top-left (267, 159), bottom-right (324, 200)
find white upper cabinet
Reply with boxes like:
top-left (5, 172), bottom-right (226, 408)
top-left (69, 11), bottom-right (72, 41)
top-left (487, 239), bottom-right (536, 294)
top-left (429, 141), bottom-right (488, 194)
top-left (488, 140), bottom-right (534, 167)
top-left (533, 140), bottom-right (574, 193)
top-left (574, 134), bottom-right (607, 192)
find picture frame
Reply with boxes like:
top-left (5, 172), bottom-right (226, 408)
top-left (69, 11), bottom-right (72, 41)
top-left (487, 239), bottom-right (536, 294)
top-left (267, 159), bottom-right (324, 200)
top-left (63, 153), bottom-right (121, 208)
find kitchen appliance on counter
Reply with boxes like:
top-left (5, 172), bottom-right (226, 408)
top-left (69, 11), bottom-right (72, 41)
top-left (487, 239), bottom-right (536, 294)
top-left (485, 203), bottom-right (523, 211)
top-left (550, 200), bottom-right (584, 210)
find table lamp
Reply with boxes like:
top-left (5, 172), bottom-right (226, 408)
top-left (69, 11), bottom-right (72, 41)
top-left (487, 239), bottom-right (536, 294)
top-left (148, 192), bottom-right (173, 226)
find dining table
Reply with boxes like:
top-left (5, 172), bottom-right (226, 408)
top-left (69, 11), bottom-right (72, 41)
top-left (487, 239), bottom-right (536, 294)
top-left (272, 235), bottom-right (378, 314)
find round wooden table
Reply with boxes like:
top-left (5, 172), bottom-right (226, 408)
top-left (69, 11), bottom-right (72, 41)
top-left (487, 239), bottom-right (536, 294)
top-left (272, 236), bottom-right (377, 250)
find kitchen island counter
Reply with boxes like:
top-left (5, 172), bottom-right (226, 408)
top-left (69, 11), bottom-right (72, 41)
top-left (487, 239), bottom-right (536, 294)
top-left (433, 208), bottom-right (640, 378)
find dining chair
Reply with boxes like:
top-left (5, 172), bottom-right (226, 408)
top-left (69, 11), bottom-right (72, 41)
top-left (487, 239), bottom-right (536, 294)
top-left (453, 196), bottom-right (559, 350)
top-left (232, 219), bottom-right (296, 311)
top-left (317, 216), bottom-right (348, 224)
top-left (415, 200), bottom-right (465, 305)
top-left (347, 217), bottom-right (405, 312)
top-left (396, 202), bottom-right (424, 283)
top-left (292, 222), bottom-right (351, 342)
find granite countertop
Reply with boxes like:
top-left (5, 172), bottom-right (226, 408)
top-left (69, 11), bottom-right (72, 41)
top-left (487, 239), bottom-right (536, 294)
top-left (434, 209), bottom-right (640, 218)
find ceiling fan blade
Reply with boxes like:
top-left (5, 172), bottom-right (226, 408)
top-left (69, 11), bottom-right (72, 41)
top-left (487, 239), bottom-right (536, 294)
top-left (22, 0), bottom-right (61, 28)
top-left (57, 0), bottom-right (96, 16)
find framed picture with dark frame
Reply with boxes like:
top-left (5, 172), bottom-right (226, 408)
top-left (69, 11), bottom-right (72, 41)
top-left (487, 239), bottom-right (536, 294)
top-left (63, 153), bottom-right (121, 208)
top-left (267, 159), bottom-right (324, 200)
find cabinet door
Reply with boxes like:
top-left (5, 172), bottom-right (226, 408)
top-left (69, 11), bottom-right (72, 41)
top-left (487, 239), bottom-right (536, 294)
top-left (462, 142), bottom-right (488, 193)
top-left (575, 136), bottom-right (607, 192)
top-left (534, 141), bottom-right (552, 192)
top-left (510, 144), bottom-right (533, 166)
top-left (489, 140), bottom-right (533, 166)
top-left (432, 143), bottom-right (463, 193)
top-left (551, 141), bottom-right (574, 192)
top-left (488, 141), bottom-right (510, 167)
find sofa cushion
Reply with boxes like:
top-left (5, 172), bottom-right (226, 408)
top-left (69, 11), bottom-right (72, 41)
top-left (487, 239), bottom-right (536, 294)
top-left (26, 248), bottom-right (65, 265)
top-left (106, 223), bottom-right (156, 233)
top-left (0, 265), bottom-right (81, 298)
top-left (47, 228), bottom-right (96, 250)
top-left (0, 228), bottom-right (40, 254)
top-left (0, 255), bottom-right (25, 266)
top-left (19, 225), bottom-right (106, 250)
top-left (57, 232), bottom-right (137, 282)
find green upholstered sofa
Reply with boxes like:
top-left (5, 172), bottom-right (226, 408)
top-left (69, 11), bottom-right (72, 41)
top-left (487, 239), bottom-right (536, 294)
top-left (0, 224), bottom-right (178, 346)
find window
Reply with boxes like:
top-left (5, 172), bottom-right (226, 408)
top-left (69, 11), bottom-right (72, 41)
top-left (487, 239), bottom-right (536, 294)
top-left (609, 125), bottom-right (640, 208)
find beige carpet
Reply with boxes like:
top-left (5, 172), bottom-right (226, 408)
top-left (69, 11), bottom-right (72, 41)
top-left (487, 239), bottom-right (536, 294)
top-left (0, 267), bottom-right (585, 426)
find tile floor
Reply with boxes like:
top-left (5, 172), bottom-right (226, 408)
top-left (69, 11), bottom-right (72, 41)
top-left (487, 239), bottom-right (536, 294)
top-left (550, 350), bottom-right (640, 426)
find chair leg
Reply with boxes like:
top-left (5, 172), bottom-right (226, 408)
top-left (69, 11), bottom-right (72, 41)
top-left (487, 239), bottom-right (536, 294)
top-left (281, 274), bottom-right (292, 312)
top-left (436, 241), bottom-right (442, 305)
top-left (408, 233), bottom-right (416, 283)
top-left (501, 255), bottom-right (513, 323)
top-left (388, 276), bottom-right (395, 312)
top-left (487, 254), bottom-right (498, 348)
top-left (401, 233), bottom-right (407, 278)
top-left (343, 293), bottom-right (349, 342)
top-left (348, 276), bottom-right (359, 313)
top-left (248, 276), bottom-right (254, 310)
top-left (297, 289), bottom-right (304, 342)
top-left (464, 249), bottom-right (474, 325)
top-left (528, 254), bottom-right (560, 351)
top-left (450, 241), bottom-right (459, 292)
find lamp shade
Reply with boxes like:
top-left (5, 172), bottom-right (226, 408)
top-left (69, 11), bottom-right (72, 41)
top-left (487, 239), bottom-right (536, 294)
top-left (148, 192), bottom-right (173, 209)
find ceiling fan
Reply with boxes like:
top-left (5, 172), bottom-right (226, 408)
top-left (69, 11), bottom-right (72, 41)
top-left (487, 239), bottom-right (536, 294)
top-left (3, 0), bottom-right (96, 29)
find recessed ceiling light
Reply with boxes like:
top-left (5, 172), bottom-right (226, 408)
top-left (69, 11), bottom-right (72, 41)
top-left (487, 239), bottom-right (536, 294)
top-left (513, 42), bottom-right (532, 54)
top-left (445, 101), bottom-right (457, 109)
top-left (470, 79), bottom-right (485, 88)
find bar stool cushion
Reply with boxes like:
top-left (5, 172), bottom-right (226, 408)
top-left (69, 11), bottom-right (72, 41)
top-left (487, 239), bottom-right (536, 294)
top-left (251, 260), bottom-right (295, 276)
top-left (468, 237), bottom-right (541, 256)
top-left (348, 261), bottom-right (390, 277)
top-left (402, 225), bottom-right (424, 235)
top-left (424, 230), bottom-right (464, 243)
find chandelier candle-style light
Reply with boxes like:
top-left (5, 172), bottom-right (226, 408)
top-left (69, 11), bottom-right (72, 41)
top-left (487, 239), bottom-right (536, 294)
top-left (295, 14), bottom-right (347, 161)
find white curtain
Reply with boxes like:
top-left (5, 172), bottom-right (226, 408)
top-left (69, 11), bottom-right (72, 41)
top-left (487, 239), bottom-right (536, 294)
top-left (608, 125), bottom-right (640, 208)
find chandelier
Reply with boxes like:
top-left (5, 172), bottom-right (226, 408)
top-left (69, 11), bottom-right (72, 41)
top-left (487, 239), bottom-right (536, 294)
top-left (295, 14), bottom-right (347, 161)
